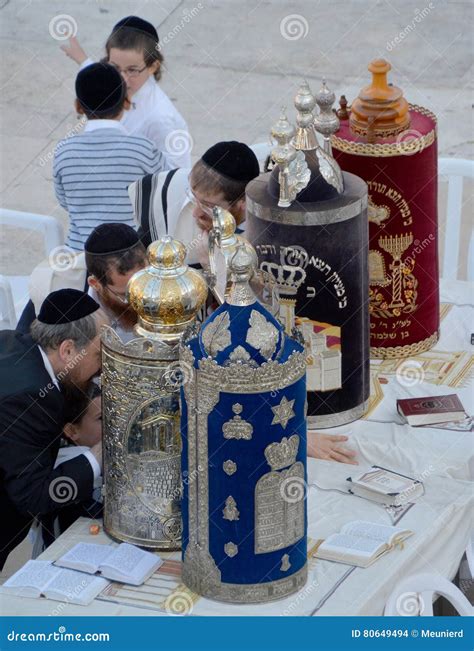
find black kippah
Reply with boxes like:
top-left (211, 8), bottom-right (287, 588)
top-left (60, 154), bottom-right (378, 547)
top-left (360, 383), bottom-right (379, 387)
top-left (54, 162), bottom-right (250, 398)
top-left (113, 16), bottom-right (159, 42)
top-left (75, 63), bottom-right (126, 117)
top-left (201, 141), bottom-right (260, 183)
top-left (38, 289), bottom-right (100, 325)
top-left (84, 224), bottom-right (140, 256)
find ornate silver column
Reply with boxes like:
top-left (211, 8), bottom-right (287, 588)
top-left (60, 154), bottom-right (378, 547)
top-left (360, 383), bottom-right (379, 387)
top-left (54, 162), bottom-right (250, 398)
top-left (101, 236), bottom-right (207, 548)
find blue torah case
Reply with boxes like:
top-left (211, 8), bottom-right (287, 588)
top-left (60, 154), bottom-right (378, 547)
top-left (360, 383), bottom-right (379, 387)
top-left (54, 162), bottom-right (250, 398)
top-left (180, 245), bottom-right (308, 603)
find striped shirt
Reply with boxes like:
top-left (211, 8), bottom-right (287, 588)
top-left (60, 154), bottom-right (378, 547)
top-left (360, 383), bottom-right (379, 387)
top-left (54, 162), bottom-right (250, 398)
top-left (53, 120), bottom-right (170, 250)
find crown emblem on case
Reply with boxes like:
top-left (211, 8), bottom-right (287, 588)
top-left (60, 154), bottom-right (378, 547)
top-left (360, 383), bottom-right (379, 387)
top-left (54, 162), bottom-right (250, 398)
top-left (264, 434), bottom-right (300, 471)
top-left (222, 404), bottom-right (253, 440)
top-left (259, 261), bottom-right (306, 296)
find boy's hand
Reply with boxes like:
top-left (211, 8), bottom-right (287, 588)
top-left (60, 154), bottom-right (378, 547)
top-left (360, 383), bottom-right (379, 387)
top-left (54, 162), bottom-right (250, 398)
top-left (61, 36), bottom-right (87, 65)
top-left (308, 432), bottom-right (358, 465)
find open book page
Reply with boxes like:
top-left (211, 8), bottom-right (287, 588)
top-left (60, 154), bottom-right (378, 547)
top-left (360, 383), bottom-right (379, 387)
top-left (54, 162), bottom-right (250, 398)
top-left (56, 543), bottom-right (114, 573)
top-left (2, 560), bottom-right (57, 594)
top-left (101, 543), bottom-right (161, 582)
top-left (340, 521), bottom-right (411, 545)
top-left (44, 568), bottom-right (108, 605)
top-left (320, 534), bottom-right (385, 557)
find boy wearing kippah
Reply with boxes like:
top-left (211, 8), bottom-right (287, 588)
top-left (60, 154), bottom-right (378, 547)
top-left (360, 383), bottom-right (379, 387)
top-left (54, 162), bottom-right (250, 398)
top-left (53, 62), bottom-right (170, 250)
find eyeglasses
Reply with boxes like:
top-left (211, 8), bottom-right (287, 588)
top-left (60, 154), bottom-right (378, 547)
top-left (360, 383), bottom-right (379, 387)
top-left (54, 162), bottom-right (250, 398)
top-left (110, 63), bottom-right (148, 78)
top-left (186, 187), bottom-right (221, 217)
top-left (105, 285), bottom-right (128, 304)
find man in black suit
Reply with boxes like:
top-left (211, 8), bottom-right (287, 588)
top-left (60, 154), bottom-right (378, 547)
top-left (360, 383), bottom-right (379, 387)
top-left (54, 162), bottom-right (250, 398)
top-left (0, 289), bottom-right (108, 569)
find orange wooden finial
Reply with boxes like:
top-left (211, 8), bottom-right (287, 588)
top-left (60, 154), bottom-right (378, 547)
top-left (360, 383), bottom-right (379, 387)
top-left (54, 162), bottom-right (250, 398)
top-left (350, 58), bottom-right (410, 138)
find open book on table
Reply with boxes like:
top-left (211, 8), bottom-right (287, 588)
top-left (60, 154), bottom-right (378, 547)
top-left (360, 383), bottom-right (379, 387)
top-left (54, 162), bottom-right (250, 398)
top-left (1, 560), bottom-right (107, 605)
top-left (315, 520), bottom-right (413, 568)
top-left (54, 542), bottom-right (163, 586)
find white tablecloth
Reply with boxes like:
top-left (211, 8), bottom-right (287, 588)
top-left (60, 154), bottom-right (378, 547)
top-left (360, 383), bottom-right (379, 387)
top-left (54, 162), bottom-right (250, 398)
top-left (0, 279), bottom-right (472, 616)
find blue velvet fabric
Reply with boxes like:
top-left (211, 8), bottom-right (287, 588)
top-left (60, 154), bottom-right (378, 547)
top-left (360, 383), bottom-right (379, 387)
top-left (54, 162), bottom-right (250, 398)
top-left (181, 298), bottom-right (307, 588)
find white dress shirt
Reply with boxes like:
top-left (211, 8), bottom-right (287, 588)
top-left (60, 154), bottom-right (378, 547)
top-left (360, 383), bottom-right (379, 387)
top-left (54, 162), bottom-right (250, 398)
top-left (80, 59), bottom-right (191, 168)
top-left (38, 346), bottom-right (101, 480)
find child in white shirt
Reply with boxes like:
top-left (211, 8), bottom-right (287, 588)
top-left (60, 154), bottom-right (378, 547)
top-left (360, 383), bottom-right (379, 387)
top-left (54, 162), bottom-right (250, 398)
top-left (62, 15), bottom-right (191, 169)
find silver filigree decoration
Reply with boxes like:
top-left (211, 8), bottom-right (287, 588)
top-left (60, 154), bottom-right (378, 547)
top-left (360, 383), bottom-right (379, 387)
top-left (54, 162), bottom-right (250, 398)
top-left (271, 396), bottom-right (295, 429)
top-left (315, 148), bottom-right (344, 194)
top-left (246, 310), bottom-right (279, 359)
top-left (223, 496), bottom-right (240, 521)
top-left (224, 542), bottom-right (239, 558)
top-left (223, 460), bottom-right (237, 476)
top-left (222, 403), bottom-right (253, 440)
top-left (286, 150), bottom-right (311, 202)
top-left (228, 345), bottom-right (251, 362)
top-left (201, 311), bottom-right (232, 357)
top-left (280, 554), bottom-right (291, 572)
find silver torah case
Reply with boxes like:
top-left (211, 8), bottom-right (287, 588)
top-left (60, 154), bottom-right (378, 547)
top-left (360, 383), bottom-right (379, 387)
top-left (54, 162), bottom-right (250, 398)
top-left (101, 236), bottom-right (208, 549)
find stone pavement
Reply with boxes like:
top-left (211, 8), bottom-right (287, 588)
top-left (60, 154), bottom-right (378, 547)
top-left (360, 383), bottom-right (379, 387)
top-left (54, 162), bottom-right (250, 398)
top-left (0, 0), bottom-right (472, 277)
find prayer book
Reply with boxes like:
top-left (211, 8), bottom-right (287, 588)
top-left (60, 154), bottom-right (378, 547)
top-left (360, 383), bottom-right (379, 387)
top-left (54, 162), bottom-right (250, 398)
top-left (397, 394), bottom-right (467, 427)
top-left (54, 542), bottom-right (163, 586)
top-left (316, 520), bottom-right (413, 568)
top-left (1, 560), bottom-right (107, 605)
top-left (347, 465), bottom-right (423, 506)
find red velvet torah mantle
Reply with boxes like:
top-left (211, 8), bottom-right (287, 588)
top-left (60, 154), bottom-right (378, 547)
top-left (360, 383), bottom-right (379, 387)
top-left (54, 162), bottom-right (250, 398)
top-left (332, 105), bottom-right (439, 358)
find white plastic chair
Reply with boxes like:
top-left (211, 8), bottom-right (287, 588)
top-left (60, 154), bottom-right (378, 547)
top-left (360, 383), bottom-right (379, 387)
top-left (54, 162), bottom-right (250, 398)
top-left (0, 208), bottom-right (64, 324)
top-left (0, 275), bottom-right (16, 329)
top-left (384, 572), bottom-right (473, 616)
top-left (438, 158), bottom-right (474, 281)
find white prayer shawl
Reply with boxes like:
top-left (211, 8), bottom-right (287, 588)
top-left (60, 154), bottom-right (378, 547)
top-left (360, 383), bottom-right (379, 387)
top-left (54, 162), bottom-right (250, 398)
top-left (128, 168), bottom-right (204, 265)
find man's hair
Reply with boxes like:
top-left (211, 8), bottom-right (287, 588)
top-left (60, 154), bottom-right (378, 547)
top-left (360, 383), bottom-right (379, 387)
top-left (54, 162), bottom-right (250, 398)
top-left (85, 242), bottom-right (146, 286)
top-left (63, 383), bottom-right (101, 425)
top-left (190, 159), bottom-right (249, 204)
top-left (105, 29), bottom-right (164, 81)
top-left (79, 101), bottom-right (123, 121)
top-left (30, 311), bottom-right (102, 352)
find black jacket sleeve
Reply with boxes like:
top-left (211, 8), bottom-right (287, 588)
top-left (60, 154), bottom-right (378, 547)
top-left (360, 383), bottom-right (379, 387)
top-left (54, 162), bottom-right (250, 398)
top-left (0, 390), bottom-right (94, 518)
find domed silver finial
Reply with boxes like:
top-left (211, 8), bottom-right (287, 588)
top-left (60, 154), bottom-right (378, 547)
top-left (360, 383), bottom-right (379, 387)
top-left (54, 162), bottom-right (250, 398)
top-left (270, 108), bottom-right (310, 208)
top-left (294, 80), bottom-right (319, 150)
top-left (227, 244), bottom-right (257, 307)
top-left (314, 79), bottom-right (340, 156)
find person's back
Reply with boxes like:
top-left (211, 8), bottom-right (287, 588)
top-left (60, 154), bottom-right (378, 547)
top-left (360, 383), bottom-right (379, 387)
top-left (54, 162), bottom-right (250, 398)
top-left (53, 62), bottom-right (169, 250)
top-left (54, 128), bottom-right (167, 249)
